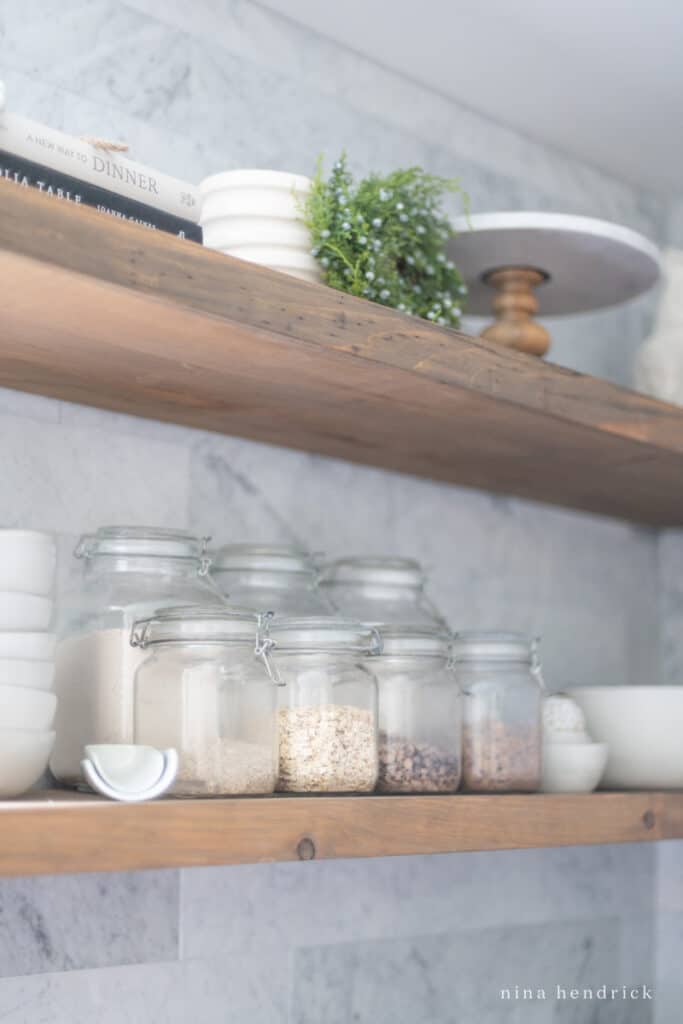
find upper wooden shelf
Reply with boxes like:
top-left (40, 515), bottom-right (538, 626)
top-left (1, 182), bottom-right (681, 524)
top-left (0, 790), bottom-right (680, 878)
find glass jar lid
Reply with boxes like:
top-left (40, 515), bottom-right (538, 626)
top-left (211, 544), bottom-right (318, 575)
top-left (320, 557), bottom-right (425, 587)
top-left (452, 631), bottom-right (534, 663)
top-left (131, 604), bottom-right (259, 647)
top-left (378, 625), bottom-right (452, 658)
top-left (264, 616), bottom-right (381, 654)
top-left (76, 526), bottom-right (208, 561)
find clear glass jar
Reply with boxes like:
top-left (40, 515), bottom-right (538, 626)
top-left (263, 617), bottom-right (380, 793)
top-left (453, 632), bottom-right (543, 793)
top-left (131, 606), bottom-right (278, 796)
top-left (318, 557), bottom-right (447, 627)
top-left (375, 627), bottom-right (461, 794)
top-left (210, 544), bottom-right (331, 615)
top-left (51, 526), bottom-right (222, 785)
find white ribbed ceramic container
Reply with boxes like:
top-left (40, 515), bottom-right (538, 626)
top-left (199, 170), bottom-right (320, 284)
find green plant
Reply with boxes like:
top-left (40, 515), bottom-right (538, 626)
top-left (302, 154), bottom-right (469, 327)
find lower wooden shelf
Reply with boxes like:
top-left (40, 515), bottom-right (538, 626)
top-left (0, 790), bottom-right (681, 877)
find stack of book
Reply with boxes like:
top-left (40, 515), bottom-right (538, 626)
top-left (0, 85), bottom-right (202, 242)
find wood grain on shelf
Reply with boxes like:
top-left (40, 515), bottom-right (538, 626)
top-left (0, 791), bottom-right (675, 878)
top-left (0, 182), bottom-right (681, 523)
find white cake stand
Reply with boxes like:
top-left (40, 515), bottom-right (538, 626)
top-left (447, 212), bottom-right (661, 356)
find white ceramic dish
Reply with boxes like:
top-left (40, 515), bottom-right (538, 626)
top-left (0, 531), bottom-right (56, 595)
top-left (0, 658), bottom-right (55, 691)
top-left (569, 686), bottom-right (683, 789)
top-left (82, 744), bottom-right (179, 802)
top-left (0, 632), bottom-right (56, 660)
top-left (541, 741), bottom-right (608, 793)
top-left (0, 683), bottom-right (57, 730)
top-left (0, 728), bottom-right (55, 797)
top-left (0, 593), bottom-right (53, 631)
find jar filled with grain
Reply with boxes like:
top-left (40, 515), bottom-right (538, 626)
top-left (375, 626), bottom-right (461, 794)
top-left (263, 617), bottom-right (381, 793)
top-left (318, 557), bottom-right (446, 627)
top-left (453, 632), bottom-right (543, 793)
top-left (51, 527), bottom-right (223, 786)
top-left (131, 605), bottom-right (278, 796)
top-left (210, 544), bottom-right (331, 616)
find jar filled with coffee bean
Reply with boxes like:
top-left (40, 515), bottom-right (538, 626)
top-left (374, 626), bottom-right (461, 794)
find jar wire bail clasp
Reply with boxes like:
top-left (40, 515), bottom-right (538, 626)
top-left (74, 535), bottom-right (96, 560)
top-left (255, 611), bottom-right (285, 686)
top-left (531, 635), bottom-right (545, 689)
top-left (198, 537), bottom-right (212, 577)
top-left (369, 626), bottom-right (383, 657)
top-left (129, 618), bottom-right (152, 649)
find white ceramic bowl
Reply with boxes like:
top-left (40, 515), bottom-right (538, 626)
top-left (0, 658), bottom-right (55, 691)
top-left (0, 593), bottom-right (53, 630)
top-left (0, 728), bottom-right (55, 797)
top-left (541, 742), bottom-right (608, 793)
top-left (569, 686), bottom-right (683, 789)
top-left (0, 683), bottom-right (57, 730)
top-left (0, 632), bottom-right (56, 660)
top-left (0, 531), bottom-right (56, 595)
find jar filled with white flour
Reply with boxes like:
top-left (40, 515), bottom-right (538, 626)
top-left (50, 526), bottom-right (222, 785)
top-left (132, 605), bottom-right (279, 796)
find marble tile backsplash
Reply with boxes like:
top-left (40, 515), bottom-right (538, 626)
top-left (0, 0), bottom-right (678, 1019)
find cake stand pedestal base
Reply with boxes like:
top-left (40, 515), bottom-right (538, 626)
top-left (480, 267), bottom-right (550, 357)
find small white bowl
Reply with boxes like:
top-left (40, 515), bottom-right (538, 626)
top-left (541, 742), bottom-right (608, 793)
top-left (0, 659), bottom-right (55, 691)
top-left (0, 593), bottom-right (53, 631)
top-left (570, 686), bottom-right (683, 789)
top-left (0, 531), bottom-right (56, 595)
top-left (0, 632), bottom-right (56, 660)
top-left (0, 728), bottom-right (55, 798)
top-left (0, 683), bottom-right (57, 730)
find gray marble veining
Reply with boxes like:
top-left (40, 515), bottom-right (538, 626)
top-left (0, 871), bottom-right (178, 978)
top-left (290, 917), bottom-right (629, 1024)
top-left (0, 952), bottom-right (289, 1024)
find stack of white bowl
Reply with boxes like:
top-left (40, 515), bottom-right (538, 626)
top-left (0, 531), bottom-right (57, 797)
top-left (199, 169), bottom-right (321, 284)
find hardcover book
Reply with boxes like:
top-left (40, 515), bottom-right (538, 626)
top-left (0, 107), bottom-right (200, 222)
top-left (0, 148), bottom-right (203, 242)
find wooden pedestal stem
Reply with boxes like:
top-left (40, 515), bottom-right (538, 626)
top-left (481, 267), bottom-right (550, 357)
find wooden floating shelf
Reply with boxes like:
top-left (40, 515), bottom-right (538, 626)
top-left (0, 791), bottom-right (681, 878)
top-left (0, 182), bottom-right (682, 524)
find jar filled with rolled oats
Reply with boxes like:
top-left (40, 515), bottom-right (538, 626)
top-left (453, 632), bottom-right (543, 793)
top-left (261, 617), bottom-right (381, 793)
